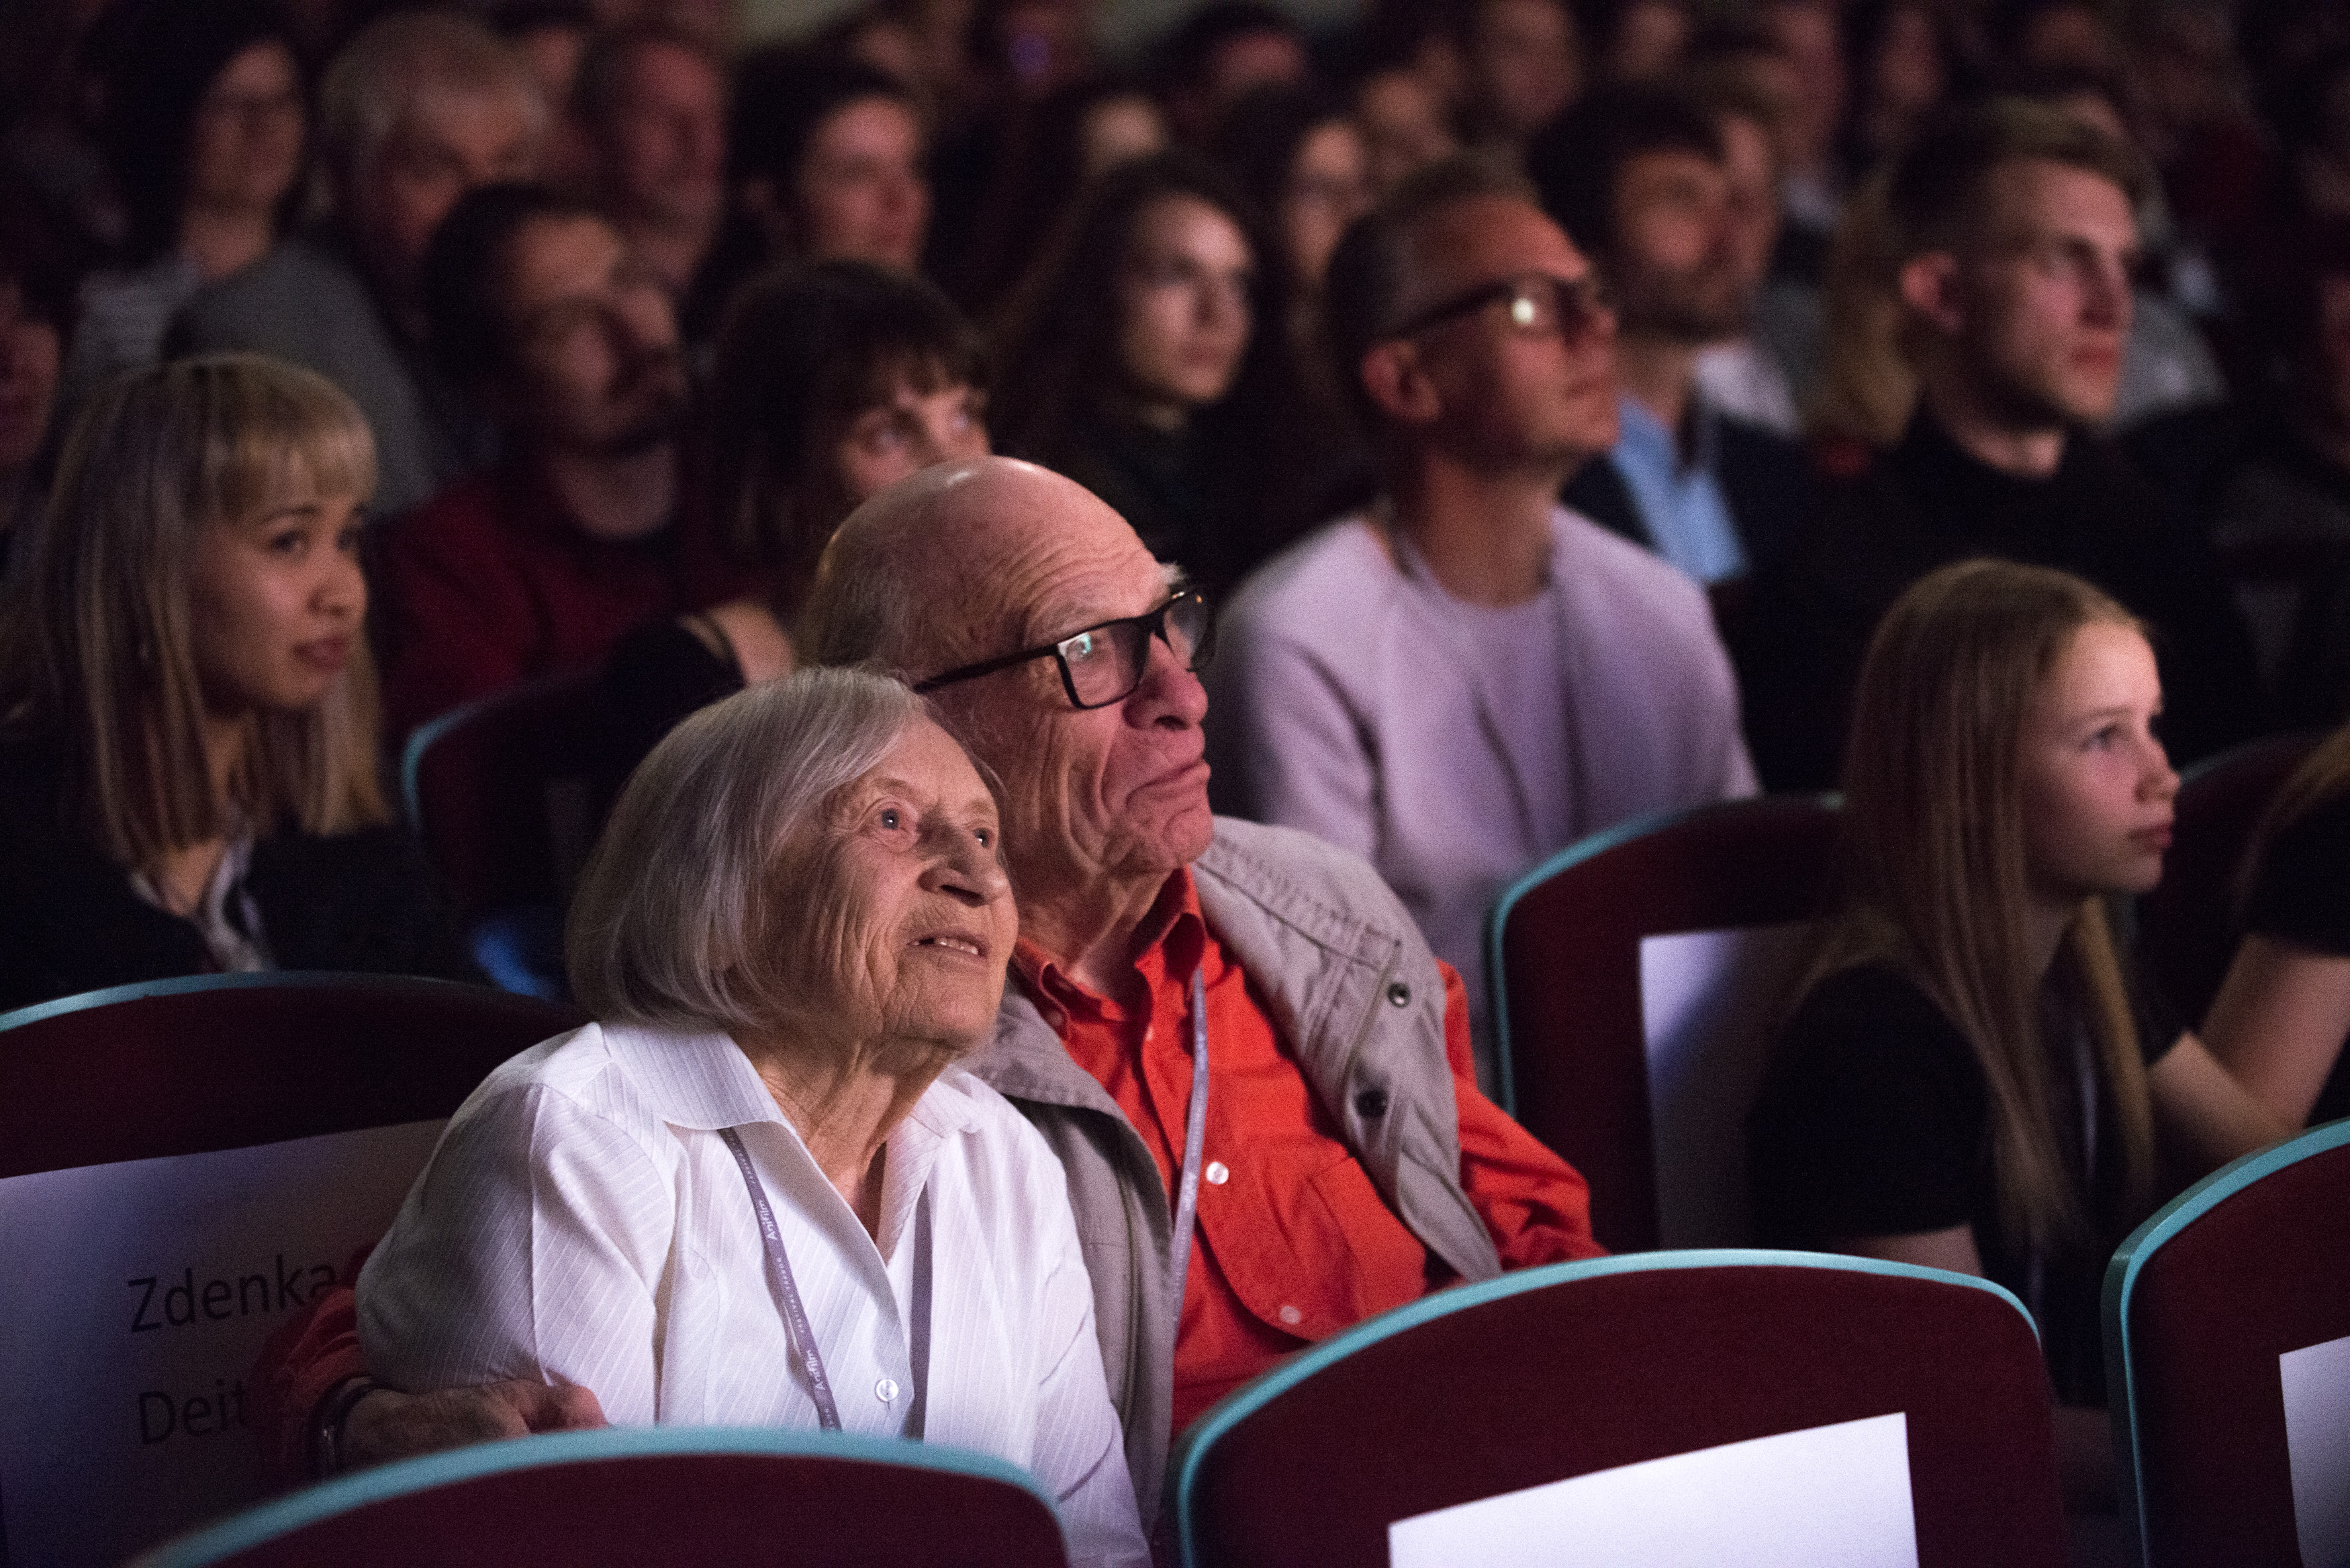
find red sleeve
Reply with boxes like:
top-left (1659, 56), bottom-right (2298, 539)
top-left (1441, 961), bottom-right (1607, 1265)
top-left (250, 1248), bottom-right (371, 1486)
top-left (376, 492), bottom-right (537, 740)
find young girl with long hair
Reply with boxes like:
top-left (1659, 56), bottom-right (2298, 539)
top-left (1748, 558), bottom-right (2302, 1504)
top-left (0, 354), bottom-right (462, 1010)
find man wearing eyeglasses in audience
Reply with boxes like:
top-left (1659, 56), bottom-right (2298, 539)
top-left (292, 456), bottom-right (1604, 1532)
top-left (1209, 155), bottom-right (1756, 1085)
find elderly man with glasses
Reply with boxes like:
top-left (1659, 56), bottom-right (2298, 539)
top-left (798, 455), bottom-right (1605, 1527)
top-left (1209, 154), bottom-right (1756, 1083)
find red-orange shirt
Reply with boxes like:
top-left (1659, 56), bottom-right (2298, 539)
top-left (1011, 869), bottom-right (1601, 1436)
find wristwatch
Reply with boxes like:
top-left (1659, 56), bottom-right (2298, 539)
top-left (312, 1375), bottom-right (381, 1479)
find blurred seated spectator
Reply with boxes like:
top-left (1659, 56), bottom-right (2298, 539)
top-left (1728, 101), bottom-right (2263, 791)
top-left (1685, 66), bottom-right (1818, 435)
top-left (1533, 83), bottom-right (1812, 583)
top-left (1993, 0), bottom-right (2119, 77)
top-left (594, 260), bottom-right (989, 802)
top-left (1212, 83), bottom-right (1374, 299)
top-left (64, 0), bottom-right (310, 413)
top-left (1802, 167), bottom-right (1913, 449)
top-left (0, 179), bottom-right (71, 576)
top-left (993, 151), bottom-right (1304, 595)
top-left (2012, 66), bottom-right (2228, 428)
top-left (568, 23), bottom-right (728, 317)
top-left (694, 50), bottom-right (930, 338)
top-left (2126, 222), bottom-right (2350, 724)
top-left (1457, 0), bottom-right (1584, 147)
top-left (1755, 0), bottom-right (1847, 285)
top-left (1839, 0), bottom-right (1959, 182)
top-left (951, 75), bottom-right (1167, 315)
top-left (0, 356), bottom-right (466, 1013)
top-left (491, 0), bottom-right (596, 115)
top-left (377, 185), bottom-right (694, 739)
top-left (1596, 0), bottom-right (1695, 83)
top-left (1210, 156), bottom-right (1755, 1082)
top-left (2200, 721), bottom-right (2350, 1128)
top-left (357, 668), bottom-right (1152, 1566)
top-left (1747, 559), bottom-right (2302, 1511)
top-left (1155, 1), bottom-right (1311, 146)
top-left (169, 11), bottom-right (548, 521)
top-left (1349, 62), bottom-right (1460, 195)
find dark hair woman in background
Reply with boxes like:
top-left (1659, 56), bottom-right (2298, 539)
top-left (65, 0), bottom-right (309, 407)
top-left (990, 149), bottom-right (1300, 595)
top-left (596, 260), bottom-right (988, 803)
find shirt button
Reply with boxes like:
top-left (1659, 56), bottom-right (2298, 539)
top-left (876, 1378), bottom-right (899, 1403)
top-left (1386, 981), bottom-right (1411, 1008)
top-left (1204, 1160), bottom-right (1229, 1185)
top-left (1278, 1305), bottom-right (1303, 1326)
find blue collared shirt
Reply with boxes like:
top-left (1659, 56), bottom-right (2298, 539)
top-left (1610, 393), bottom-right (1748, 585)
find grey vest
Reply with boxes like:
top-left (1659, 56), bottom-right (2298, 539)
top-left (966, 817), bottom-right (1503, 1523)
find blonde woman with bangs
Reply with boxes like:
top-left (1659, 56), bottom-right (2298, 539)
top-left (1746, 559), bottom-right (2305, 1510)
top-left (0, 354), bottom-right (465, 1011)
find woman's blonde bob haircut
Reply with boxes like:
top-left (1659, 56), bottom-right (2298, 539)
top-left (567, 667), bottom-right (933, 1035)
top-left (1802, 558), bottom-right (2158, 1251)
top-left (0, 353), bottom-right (385, 868)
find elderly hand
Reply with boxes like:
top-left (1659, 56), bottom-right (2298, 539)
top-left (342, 1380), bottom-right (608, 1470)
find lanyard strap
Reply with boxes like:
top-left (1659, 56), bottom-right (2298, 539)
top-left (718, 1126), bottom-right (933, 1440)
top-left (1167, 970), bottom-right (1211, 1316)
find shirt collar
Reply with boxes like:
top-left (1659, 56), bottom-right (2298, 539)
top-left (591, 1022), bottom-right (982, 1137)
top-left (1009, 867), bottom-right (1205, 1025)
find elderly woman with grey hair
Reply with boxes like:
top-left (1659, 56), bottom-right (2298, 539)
top-left (357, 669), bottom-right (1149, 1565)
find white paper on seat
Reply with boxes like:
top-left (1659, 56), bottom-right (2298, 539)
top-left (1387, 1411), bottom-right (1918, 1568)
top-left (1639, 923), bottom-right (1815, 1248)
top-left (2283, 1330), bottom-right (2350, 1568)
top-left (0, 1120), bottom-right (445, 1567)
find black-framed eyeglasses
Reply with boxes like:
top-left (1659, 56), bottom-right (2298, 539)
top-left (912, 591), bottom-right (1215, 709)
top-left (1384, 271), bottom-right (1616, 342)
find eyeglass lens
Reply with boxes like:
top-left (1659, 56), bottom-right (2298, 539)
top-left (1062, 595), bottom-right (1211, 707)
top-left (1510, 277), bottom-right (1610, 339)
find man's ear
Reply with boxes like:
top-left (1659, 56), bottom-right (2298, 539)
top-left (1359, 340), bottom-right (1442, 425)
top-left (1897, 250), bottom-right (1965, 337)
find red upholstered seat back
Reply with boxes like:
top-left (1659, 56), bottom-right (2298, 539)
top-left (0, 975), bottom-right (581, 1178)
top-left (400, 672), bottom-right (605, 921)
top-left (2116, 1133), bottom-right (2350, 1567)
top-left (1177, 1255), bottom-right (2067, 1568)
top-left (191, 1449), bottom-right (1069, 1568)
top-left (2137, 730), bottom-right (2320, 1028)
top-left (1493, 797), bottom-right (1842, 1251)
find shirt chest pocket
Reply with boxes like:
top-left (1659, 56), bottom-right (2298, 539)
top-left (1197, 1144), bottom-right (1431, 1342)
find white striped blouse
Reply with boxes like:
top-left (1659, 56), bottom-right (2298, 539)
top-left (359, 1023), bottom-right (1148, 1567)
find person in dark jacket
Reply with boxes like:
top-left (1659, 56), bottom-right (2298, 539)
top-left (1531, 83), bottom-right (1812, 584)
top-left (0, 355), bottom-right (465, 1013)
top-left (1728, 99), bottom-right (2262, 789)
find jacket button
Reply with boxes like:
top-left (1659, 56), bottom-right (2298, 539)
top-left (1386, 981), bottom-right (1411, 1008)
top-left (1355, 1088), bottom-right (1389, 1119)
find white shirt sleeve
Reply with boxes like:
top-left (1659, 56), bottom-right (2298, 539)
top-left (359, 1082), bottom-right (673, 1424)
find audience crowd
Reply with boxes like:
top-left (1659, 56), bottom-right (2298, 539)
top-left (6, 0), bottom-right (2350, 1556)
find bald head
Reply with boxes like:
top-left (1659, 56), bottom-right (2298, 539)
top-left (804, 456), bottom-right (1165, 681)
top-left (804, 455), bottom-right (1215, 940)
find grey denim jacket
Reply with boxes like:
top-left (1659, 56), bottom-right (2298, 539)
top-left (963, 816), bottom-right (1505, 1524)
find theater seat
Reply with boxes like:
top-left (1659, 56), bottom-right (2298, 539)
top-left (1487, 795), bottom-right (1842, 1251)
top-left (0, 974), bottom-right (581, 1565)
top-left (2104, 1117), bottom-right (2350, 1568)
top-left (128, 1427), bottom-right (1072, 1568)
top-left (1170, 1250), bottom-right (2067, 1568)
top-left (400, 671), bottom-right (606, 998)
